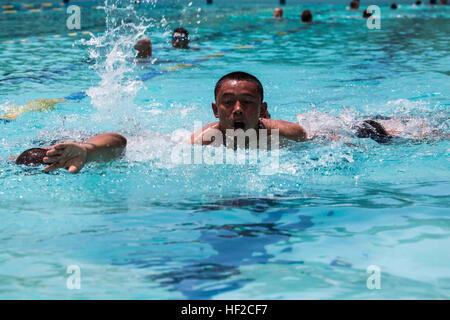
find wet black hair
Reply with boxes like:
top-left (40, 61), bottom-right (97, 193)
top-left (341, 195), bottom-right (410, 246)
top-left (391, 3), bottom-right (398, 9)
top-left (15, 148), bottom-right (47, 166)
top-left (214, 72), bottom-right (264, 102)
top-left (301, 10), bottom-right (313, 23)
top-left (173, 27), bottom-right (189, 38)
top-left (415, 1), bottom-right (422, 5)
top-left (355, 120), bottom-right (392, 144)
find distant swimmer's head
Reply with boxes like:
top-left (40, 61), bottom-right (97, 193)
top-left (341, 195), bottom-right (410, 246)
top-left (172, 27), bottom-right (189, 49)
top-left (274, 7), bottom-right (283, 18)
top-left (15, 148), bottom-right (47, 166)
top-left (355, 120), bottom-right (392, 144)
top-left (415, 1), bottom-right (422, 5)
top-left (301, 10), bottom-right (313, 23)
top-left (213, 72), bottom-right (269, 132)
top-left (134, 37), bottom-right (152, 58)
top-left (362, 9), bottom-right (373, 18)
top-left (391, 3), bottom-right (398, 9)
top-left (430, 0), bottom-right (437, 4)
top-left (350, 0), bottom-right (360, 9)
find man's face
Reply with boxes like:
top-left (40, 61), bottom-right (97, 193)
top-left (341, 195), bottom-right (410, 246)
top-left (213, 80), bottom-right (267, 132)
top-left (274, 8), bottom-right (283, 18)
top-left (172, 32), bottom-right (189, 48)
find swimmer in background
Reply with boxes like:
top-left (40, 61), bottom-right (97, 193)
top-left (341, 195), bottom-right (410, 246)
top-left (133, 36), bottom-right (183, 65)
top-left (134, 37), bottom-right (152, 58)
top-left (273, 7), bottom-right (283, 18)
top-left (190, 72), bottom-right (308, 147)
top-left (391, 3), bottom-right (398, 9)
top-left (349, 1), bottom-right (360, 10)
top-left (301, 10), bottom-right (313, 23)
top-left (172, 28), bottom-right (189, 49)
top-left (15, 133), bottom-right (127, 173)
top-left (171, 27), bottom-right (200, 50)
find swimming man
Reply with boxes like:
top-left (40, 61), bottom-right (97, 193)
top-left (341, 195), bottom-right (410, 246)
top-left (274, 7), bottom-right (283, 18)
top-left (190, 72), bottom-right (308, 147)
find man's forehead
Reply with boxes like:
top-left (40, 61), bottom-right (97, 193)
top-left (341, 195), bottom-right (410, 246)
top-left (219, 79), bottom-right (258, 93)
top-left (173, 32), bottom-right (187, 37)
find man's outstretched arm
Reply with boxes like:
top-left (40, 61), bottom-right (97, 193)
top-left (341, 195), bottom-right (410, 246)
top-left (43, 133), bottom-right (127, 173)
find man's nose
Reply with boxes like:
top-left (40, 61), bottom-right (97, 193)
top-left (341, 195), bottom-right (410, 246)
top-left (232, 102), bottom-right (243, 116)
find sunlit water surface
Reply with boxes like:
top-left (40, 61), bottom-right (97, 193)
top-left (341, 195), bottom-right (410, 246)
top-left (0, 2), bottom-right (449, 299)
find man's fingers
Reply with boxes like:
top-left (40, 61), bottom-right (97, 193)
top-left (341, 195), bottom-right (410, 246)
top-left (44, 147), bottom-right (81, 163)
top-left (68, 165), bottom-right (81, 174)
top-left (45, 149), bottom-right (63, 156)
top-left (53, 143), bottom-right (68, 149)
top-left (53, 143), bottom-right (75, 150)
top-left (44, 162), bottom-right (64, 172)
top-left (67, 158), bottom-right (84, 174)
top-left (43, 156), bottom-right (63, 163)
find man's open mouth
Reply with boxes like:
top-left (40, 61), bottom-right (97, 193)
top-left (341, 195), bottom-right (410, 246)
top-left (233, 120), bottom-right (246, 130)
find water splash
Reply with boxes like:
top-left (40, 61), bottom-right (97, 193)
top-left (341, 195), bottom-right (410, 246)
top-left (297, 101), bottom-right (449, 141)
top-left (81, 0), bottom-right (157, 130)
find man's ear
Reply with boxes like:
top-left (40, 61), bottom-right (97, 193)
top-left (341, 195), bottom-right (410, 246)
top-left (260, 102), bottom-right (270, 119)
top-left (212, 102), bottom-right (219, 118)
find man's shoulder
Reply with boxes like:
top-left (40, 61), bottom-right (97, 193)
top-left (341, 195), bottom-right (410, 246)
top-left (260, 118), bottom-right (308, 142)
top-left (190, 122), bottom-right (220, 145)
top-left (260, 118), bottom-right (295, 128)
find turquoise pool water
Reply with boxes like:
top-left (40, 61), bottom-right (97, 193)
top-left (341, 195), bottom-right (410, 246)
top-left (0, 1), bottom-right (449, 299)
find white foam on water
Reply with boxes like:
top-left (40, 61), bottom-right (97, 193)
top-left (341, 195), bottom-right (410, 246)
top-left (0, 101), bottom-right (13, 114)
top-left (296, 108), bottom-right (357, 140)
top-left (296, 100), bottom-right (449, 141)
top-left (380, 99), bottom-right (449, 138)
top-left (125, 130), bottom-right (175, 164)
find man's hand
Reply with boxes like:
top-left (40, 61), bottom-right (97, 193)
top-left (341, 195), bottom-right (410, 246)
top-left (43, 143), bottom-right (88, 173)
top-left (38, 133), bottom-right (126, 174)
